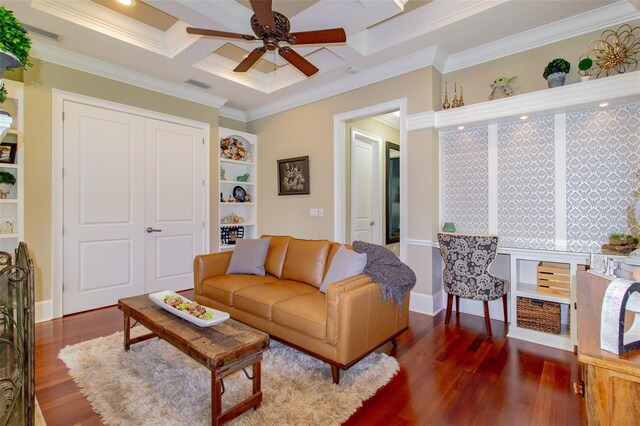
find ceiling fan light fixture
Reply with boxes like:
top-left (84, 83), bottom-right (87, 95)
top-left (116, 0), bottom-right (136, 6)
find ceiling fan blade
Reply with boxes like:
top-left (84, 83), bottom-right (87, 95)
top-left (234, 47), bottom-right (267, 72)
top-left (250, 0), bottom-right (276, 30)
top-left (278, 47), bottom-right (318, 77)
top-left (289, 28), bottom-right (346, 45)
top-left (187, 27), bottom-right (257, 41)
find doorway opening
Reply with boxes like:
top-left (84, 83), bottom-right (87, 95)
top-left (334, 100), bottom-right (407, 261)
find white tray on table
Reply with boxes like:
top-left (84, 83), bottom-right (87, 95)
top-left (149, 290), bottom-right (230, 327)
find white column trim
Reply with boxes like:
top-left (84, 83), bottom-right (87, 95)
top-left (488, 124), bottom-right (498, 234)
top-left (555, 113), bottom-right (568, 251)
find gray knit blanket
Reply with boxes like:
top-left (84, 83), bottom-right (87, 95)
top-left (352, 241), bottom-right (416, 306)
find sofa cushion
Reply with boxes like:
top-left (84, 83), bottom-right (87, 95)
top-left (319, 245), bottom-right (367, 293)
top-left (272, 292), bottom-right (327, 340)
top-left (234, 280), bottom-right (316, 320)
top-left (261, 235), bottom-right (291, 278)
top-left (200, 274), bottom-right (278, 306)
top-left (281, 238), bottom-right (331, 288)
top-left (226, 238), bottom-right (271, 275)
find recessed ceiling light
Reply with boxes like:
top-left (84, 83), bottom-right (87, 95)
top-left (117, 0), bottom-right (135, 6)
top-left (458, 126), bottom-right (465, 130)
top-left (520, 115), bottom-right (528, 120)
top-left (599, 102), bottom-right (609, 107)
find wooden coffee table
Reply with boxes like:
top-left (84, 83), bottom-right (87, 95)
top-left (118, 294), bottom-right (269, 425)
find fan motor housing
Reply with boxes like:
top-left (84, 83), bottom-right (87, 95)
top-left (251, 11), bottom-right (290, 40)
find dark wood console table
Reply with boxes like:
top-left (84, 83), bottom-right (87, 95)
top-left (576, 269), bottom-right (640, 425)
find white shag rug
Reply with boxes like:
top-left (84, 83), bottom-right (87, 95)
top-left (58, 327), bottom-right (399, 425)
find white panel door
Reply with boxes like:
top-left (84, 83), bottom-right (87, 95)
top-left (63, 101), bottom-right (145, 314)
top-left (144, 118), bottom-right (205, 293)
top-left (351, 132), bottom-right (379, 243)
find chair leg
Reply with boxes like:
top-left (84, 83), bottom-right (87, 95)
top-left (483, 301), bottom-right (492, 337)
top-left (445, 294), bottom-right (453, 325)
top-left (455, 295), bottom-right (460, 315)
top-left (502, 294), bottom-right (508, 324)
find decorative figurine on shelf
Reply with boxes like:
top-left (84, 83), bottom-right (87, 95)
top-left (458, 86), bottom-right (465, 107)
top-left (442, 81), bottom-right (451, 110)
top-left (1, 217), bottom-right (13, 234)
top-left (237, 173), bottom-right (249, 182)
top-left (489, 76), bottom-right (517, 100)
top-left (227, 195), bottom-right (233, 203)
top-left (221, 212), bottom-right (245, 224)
top-left (451, 82), bottom-right (459, 108)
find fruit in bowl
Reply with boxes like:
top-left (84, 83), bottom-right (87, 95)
top-left (164, 294), bottom-right (212, 320)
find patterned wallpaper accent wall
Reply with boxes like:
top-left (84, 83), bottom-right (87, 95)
top-left (497, 118), bottom-right (556, 250)
top-left (566, 103), bottom-right (640, 252)
top-left (440, 127), bottom-right (489, 233)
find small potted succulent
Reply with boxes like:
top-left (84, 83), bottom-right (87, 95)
top-left (578, 57), bottom-right (593, 82)
top-left (0, 170), bottom-right (15, 198)
top-left (543, 58), bottom-right (571, 88)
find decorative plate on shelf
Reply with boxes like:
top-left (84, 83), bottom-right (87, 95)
top-left (233, 186), bottom-right (246, 202)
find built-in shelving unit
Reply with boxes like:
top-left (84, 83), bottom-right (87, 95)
top-left (218, 127), bottom-right (257, 251)
top-left (0, 80), bottom-right (23, 256)
top-left (434, 71), bottom-right (640, 351)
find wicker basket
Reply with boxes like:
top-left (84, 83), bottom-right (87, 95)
top-left (516, 297), bottom-right (561, 334)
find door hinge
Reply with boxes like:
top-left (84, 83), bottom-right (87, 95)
top-left (62, 168), bottom-right (65, 179)
top-left (62, 226), bottom-right (65, 235)
top-left (62, 111), bottom-right (65, 121)
top-left (62, 282), bottom-right (64, 292)
top-left (202, 138), bottom-right (205, 145)
top-left (202, 179), bottom-right (205, 187)
top-left (574, 302), bottom-right (577, 310)
top-left (202, 221), bottom-right (205, 228)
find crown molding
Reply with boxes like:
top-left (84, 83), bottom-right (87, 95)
top-left (31, 0), bottom-right (198, 58)
top-left (219, 106), bottom-right (247, 122)
top-left (245, 45), bottom-right (439, 121)
top-left (443, 1), bottom-right (640, 73)
top-left (407, 111), bottom-right (435, 132)
top-left (434, 71), bottom-right (640, 131)
top-left (31, 41), bottom-right (228, 109)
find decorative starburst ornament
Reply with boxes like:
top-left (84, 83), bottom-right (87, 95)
top-left (588, 24), bottom-right (640, 78)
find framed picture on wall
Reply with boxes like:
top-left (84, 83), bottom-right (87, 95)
top-left (277, 156), bottom-right (310, 195)
top-left (0, 143), bottom-right (17, 164)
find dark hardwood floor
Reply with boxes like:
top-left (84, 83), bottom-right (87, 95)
top-left (35, 293), bottom-right (583, 425)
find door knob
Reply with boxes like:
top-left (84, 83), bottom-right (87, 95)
top-left (146, 227), bottom-right (162, 233)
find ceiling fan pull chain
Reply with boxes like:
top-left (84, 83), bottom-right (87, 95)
top-left (273, 51), bottom-right (277, 74)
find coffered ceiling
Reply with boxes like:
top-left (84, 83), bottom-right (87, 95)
top-left (4, 0), bottom-right (639, 120)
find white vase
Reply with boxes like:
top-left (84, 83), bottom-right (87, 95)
top-left (0, 183), bottom-right (12, 198)
top-left (581, 75), bottom-right (591, 82)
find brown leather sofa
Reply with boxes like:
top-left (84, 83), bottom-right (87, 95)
top-left (194, 235), bottom-right (409, 383)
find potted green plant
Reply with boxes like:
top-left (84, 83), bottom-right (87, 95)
top-left (0, 170), bottom-right (15, 198)
top-left (608, 233), bottom-right (638, 246)
top-left (578, 57), bottom-right (593, 82)
top-left (0, 6), bottom-right (31, 118)
top-left (543, 58), bottom-right (570, 88)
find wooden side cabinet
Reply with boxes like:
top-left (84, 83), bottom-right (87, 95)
top-left (576, 269), bottom-right (640, 425)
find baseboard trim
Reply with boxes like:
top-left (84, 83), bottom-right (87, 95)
top-left (409, 290), bottom-right (443, 316)
top-left (35, 300), bottom-right (53, 323)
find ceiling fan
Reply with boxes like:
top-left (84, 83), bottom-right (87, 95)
top-left (186, 0), bottom-right (346, 77)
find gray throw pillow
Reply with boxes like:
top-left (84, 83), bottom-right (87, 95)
top-left (319, 245), bottom-right (367, 293)
top-left (226, 238), bottom-right (271, 276)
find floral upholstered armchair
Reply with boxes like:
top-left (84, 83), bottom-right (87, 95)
top-left (437, 232), bottom-right (509, 336)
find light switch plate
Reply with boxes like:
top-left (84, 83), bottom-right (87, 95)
top-left (309, 208), bottom-right (318, 217)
